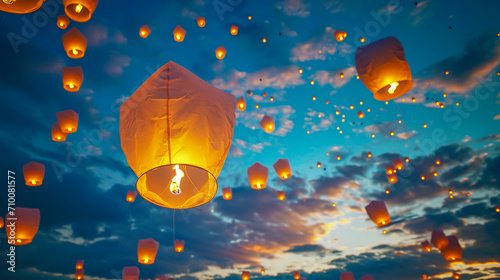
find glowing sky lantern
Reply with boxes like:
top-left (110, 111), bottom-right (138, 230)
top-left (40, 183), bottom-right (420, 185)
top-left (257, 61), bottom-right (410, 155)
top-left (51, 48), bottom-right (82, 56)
top-left (137, 238), bottom-right (159, 264)
top-left (52, 123), bottom-right (68, 142)
top-left (62, 66), bottom-right (83, 92)
top-left (277, 190), bottom-right (285, 201)
top-left (57, 15), bottom-right (70, 29)
top-left (215, 46), bottom-right (227, 59)
top-left (421, 240), bottom-right (432, 252)
top-left (7, 207), bottom-right (40, 245)
top-left (340, 272), bottom-right (354, 280)
top-left (242, 271), bottom-right (250, 280)
top-left (75, 260), bottom-right (84, 269)
top-left (361, 275), bottom-right (374, 280)
top-left (365, 200), bottom-right (391, 226)
top-left (230, 25), bottom-right (239, 35)
top-left (56, 110), bottom-right (79, 133)
top-left (126, 190), bottom-right (137, 202)
top-left (293, 271), bottom-right (300, 280)
top-left (222, 187), bottom-right (232, 200)
top-left (139, 25), bottom-right (151, 38)
top-left (120, 61), bottom-right (235, 209)
top-left (260, 115), bottom-right (275, 133)
top-left (122, 266), bottom-right (140, 280)
top-left (385, 165), bottom-right (395, 175)
top-left (393, 158), bottom-right (405, 170)
top-left (75, 269), bottom-right (84, 279)
top-left (0, 217), bottom-right (4, 229)
top-left (196, 16), bottom-right (206, 27)
top-left (355, 36), bottom-right (413, 101)
top-left (431, 230), bottom-right (449, 250)
top-left (334, 30), bottom-right (347, 42)
top-left (63, 0), bottom-right (99, 22)
top-left (247, 162), bottom-right (268, 190)
top-left (236, 97), bottom-right (246, 111)
top-left (174, 239), bottom-right (185, 252)
top-left (173, 25), bottom-right (186, 42)
top-left (452, 272), bottom-right (460, 279)
top-left (441, 235), bottom-right (462, 261)
top-left (0, 0), bottom-right (43, 13)
top-left (23, 161), bottom-right (45, 187)
top-left (273, 158), bottom-right (292, 180)
top-left (62, 27), bottom-right (87, 59)
top-left (357, 110), bottom-right (364, 119)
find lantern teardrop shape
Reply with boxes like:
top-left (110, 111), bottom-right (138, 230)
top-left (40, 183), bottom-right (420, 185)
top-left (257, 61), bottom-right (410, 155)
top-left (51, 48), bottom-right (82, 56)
top-left (63, 66), bottom-right (83, 92)
top-left (334, 30), bottom-right (347, 42)
top-left (230, 25), bottom-right (239, 35)
top-left (431, 230), bottom-right (448, 250)
top-left (236, 97), bottom-right (246, 111)
top-left (62, 27), bottom-right (87, 59)
top-left (126, 190), bottom-right (137, 202)
top-left (140, 25), bottom-right (151, 38)
top-left (6, 207), bottom-right (40, 245)
top-left (277, 190), bottom-right (285, 201)
top-left (222, 187), bottom-right (232, 200)
top-left (122, 266), bottom-right (140, 280)
top-left (197, 16), bottom-right (206, 27)
top-left (75, 260), bottom-right (84, 269)
top-left (357, 110), bottom-right (364, 119)
top-left (137, 238), bottom-right (159, 264)
top-left (260, 115), bottom-right (275, 133)
top-left (173, 25), bottom-right (186, 42)
top-left (387, 174), bottom-right (397, 184)
top-left (441, 235), bottom-right (462, 261)
top-left (75, 269), bottom-right (84, 280)
top-left (0, 0), bottom-right (43, 14)
top-left (247, 162), bottom-right (268, 190)
top-left (452, 272), bottom-right (460, 279)
top-left (361, 275), bottom-right (374, 280)
top-left (23, 161), bottom-right (45, 187)
top-left (63, 0), bottom-right (99, 22)
top-left (215, 46), bottom-right (227, 59)
top-left (0, 217), bottom-right (4, 229)
top-left (340, 272), bottom-right (354, 280)
top-left (293, 271), bottom-right (300, 280)
top-left (365, 200), bottom-right (391, 226)
top-left (119, 61), bottom-right (235, 209)
top-left (52, 123), bottom-right (68, 142)
top-left (393, 158), bottom-right (404, 170)
top-left (242, 271), bottom-right (250, 280)
top-left (56, 109), bottom-right (79, 133)
top-left (355, 36), bottom-right (413, 101)
top-left (273, 158), bottom-right (292, 180)
top-left (421, 240), bottom-right (432, 252)
top-left (174, 239), bottom-right (185, 252)
top-left (57, 14), bottom-right (70, 29)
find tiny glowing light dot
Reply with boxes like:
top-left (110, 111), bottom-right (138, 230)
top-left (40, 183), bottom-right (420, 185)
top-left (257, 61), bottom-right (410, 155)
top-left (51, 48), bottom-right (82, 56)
top-left (312, 96), bottom-right (316, 100)
top-left (310, 80), bottom-right (314, 85)
top-left (211, 209), bottom-right (214, 212)
top-left (390, 131), bottom-right (394, 136)
top-left (445, 71), bottom-right (449, 75)
top-left (336, 110), bottom-right (340, 115)
top-left (17, 239), bottom-right (22, 243)
top-left (466, 192), bottom-right (471, 196)
top-left (423, 123), bottom-right (427, 128)
top-left (383, 230), bottom-right (387, 234)
top-left (385, 101), bottom-right (389, 105)
top-left (360, 101), bottom-right (363, 105)
top-left (299, 68), bottom-right (303, 73)
top-left (412, 97), bottom-right (416, 102)
top-left (368, 152), bottom-right (372, 158)
top-left (339, 130), bottom-right (343, 134)
top-left (449, 190), bottom-right (453, 194)
top-left (433, 172), bottom-right (438, 177)
top-left (270, 97), bottom-right (274, 101)
top-left (336, 126), bottom-right (340, 130)
top-left (385, 189), bottom-right (390, 194)
top-left (307, 130), bottom-right (310, 134)
top-left (262, 38), bottom-right (266, 43)
top-left (337, 156), bottom-right (341, 160)
top-left (349, 104), bottom-right (354, 109)
top-left (342, 114), bottom-right (345, 118)
top-left (326, 152), bottom-right (329, 155)
top-left (449, 195), bottom-right (454, 199)
top-left (372, 134), bottom-right (375, 138)
top-left (443, 93), bottom-right (447, 97)
top-left (456, 102), bottom-right (459, 106)
top-left (332, 203), bottom-right (336, 207)
top-left (248, 15), bottom-right (252, 20)
top-left (421, 176), bottom-right (425, 180)
top-left (318, 114), bottom-right (321, 118)
top-left (356, 75), bottom-right (359, 79)
top-left (255, 104), bottom-right (259, 108)
top-left (440, 104), bottom-right (444, 108)
top-left (342, 119), bottom-right (345, 122)
top-left (325, 100), bottom-right (329, 104)
top-left (398, 120), bottom-right (402, 124)
top-left (360, 37), bottom-right (365, 43)
top-left (340, 73), bottom-right (344, 79)
top-left (367, 108), bottom-right (371, 112)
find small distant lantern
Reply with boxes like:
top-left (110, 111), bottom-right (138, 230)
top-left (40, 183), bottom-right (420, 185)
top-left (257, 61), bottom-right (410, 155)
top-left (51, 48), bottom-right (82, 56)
top-left (365, 200), bottom-right (391, 227)
top-left (174, 239), bottom-right (185, 252)
top-left (222, 187), bottom-right (232, 200)
top-left (57, 14), bottom-right (70, 29)
top-left (293, 271), bottom-right (300, 280)
top-left (62, 66), bottom-right (83, 92)
top-left (242, 271), bottom-right (250, 280)
top-left (421, 241), bottom-right (432, 252)
top-left (62, 27), bottom-right (87, 59)
top-left (236, 97), bottom-right (246, 111)
top-left (0, 217), bottom-right (4, 228)
top-left (334, 30), bottom-right (347, 42)
top-left (173, 25), bottom-right (186, 42)
top-left (126, 190), bottom-right (137, 202)
top-left (273, 158), bottom-right (292, 180)
top-left (75, 260), bottom-right (84, 269)
top-left (7, 207), bottom-right (40, 245)
top-left (435, 158), bottom-right (441, 165)
top-left (23, 161), bottom-right (45, 187)
top-left (452, 272), bottom-right (460, 279)
top-left (430, 230), bottom-right (448, 250)
top-left (260, 115), bottom-right (275, 133)
top-left (277, 190), bottom-right (285, 201)
top-left (387, 174), bottom-right (397, 184)
top-left (137, 238), bottom-right (159, 264)
top-left (196, 16), bottom-right (206, 27)
top-left (247, 162), bottom-right (268, 190)
top-left (357, 110), bottom-right (364, 118)
top-left (230, 25), bottom-right (238, 35)
top-left (393, 158), bottom-right (404, 170)
top-left (215, 46), bottom-right (227, 59)
top-left (52, 123), bottom-right (68, 142)
top-left (56, 110), bottom-right (79, 133)
top-left (75, 269), bottom-right (85, 280)
top-left (140, 25), bottom-right (151, 38)
top-left (122, 266), bottom-right (140, 280)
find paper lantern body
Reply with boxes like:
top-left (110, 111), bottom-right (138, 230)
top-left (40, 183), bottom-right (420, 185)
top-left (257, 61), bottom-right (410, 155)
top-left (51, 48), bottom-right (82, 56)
top-left (452, 272), bottom-right (460, 279)
top-left (57, 15), bottom-right (70, 29)
top-left (126, 190), bottom-right (138, 202)
top-left (230, 25), bottom-right (238, 35)
top-left (63, 0), bottom-right (99, 22)
top-left (431, 230), bottom-right (448, 250)
top-left (120, 61), bottom-right (235, 209)
top-left (75, 269), bottom-right (84, 280)
top-left (236, 97), bottom-right (246, 111)
top-left (173, 25), bottom-right (186, 42)
top-left (334, 30), bottom-right (347, 42)
top-left (393, 158), bottom-right (405, 170)
top-left (23, 161), bottom-right (45, 187)
top-left (247, 162), bottom-right (268, 189)
top-left (357, 110), bottom-right (364, 119)
top-left (273, 159), bottom-right (292, 180)
top-left (197, 16), bottom-right (206, 27)
top-left (355, 36), bottom-right (413, 101)
top-left (0, 0), bottom-right (43, 14)
top-left (387, 174), bottom-right (398, 184)
top-left (122, 266), bottom-right (140, 280)
top-left (215, 46), bottom-right (227, 59)
top-left (441, 235), bottom-right (462, 261)
top-left (56, 110), bottom-right (79, 133)
top-left (63, 66), bottom-right (83, 92)
top-left (0, 217), bottom-right (4, 228)
top-left (385, 165), bottom-right (395, 175)
top-left (62, 27), bottom-right (87, 59)
top-left (7, 207), bottom-right (40, 245)
top-left (293, 271), bottom-right (300, 280)
top-left (137, 238), bottom-right (159, 264)
top-left (340, 272), bottom-right (354, 280)
top-left (361, 275), bottom-right (374, 280)
top-left (222, 187), bottom-right (232, 200)
top-left (365, 200), bottom-right (391, 226)
top-left (174, 239), bottom-right (185, 252)
top-left (52, 123), bottom-right (68, 141)
top-left (242, 271), bottom-right (250, 280)
top-left (75, 260), bottom-right (84, 269)
top-left (421, 240), bottom-right (432, 252)
top-left (277, 191), bottom-right (285, 201)
top-left (140, 25), bottom-right (151, 38)
top-left (260, 115), bottom-right (275, 133)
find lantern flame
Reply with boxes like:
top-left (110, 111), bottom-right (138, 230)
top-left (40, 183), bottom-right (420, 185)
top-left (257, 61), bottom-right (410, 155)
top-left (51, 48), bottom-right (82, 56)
top-left (72, 49), bottom-right (78, 55)
top-left (31, 180), bottom-right (36, 185)
top-left (3, 0), bottom-right (16, 4)
top-left (75, 4), bottom-right (83, 13)
top-left (388, 82), bottom-right (399, 94)
top-left (170, 165), bottom-right (184, 195)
